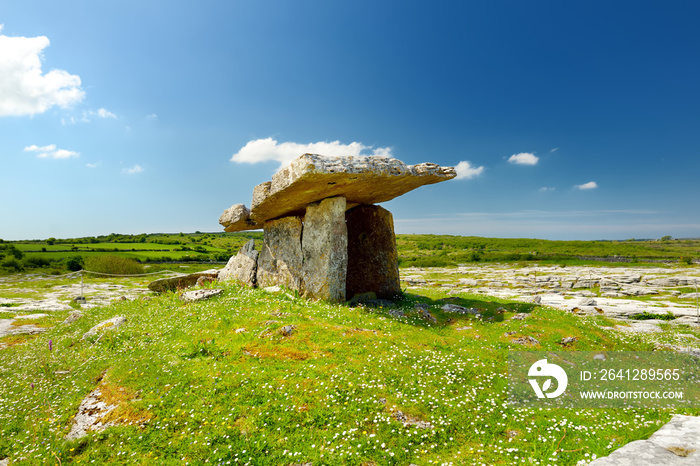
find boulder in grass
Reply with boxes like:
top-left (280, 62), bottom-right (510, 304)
top-left (82, 316), bottom-right (126, 340)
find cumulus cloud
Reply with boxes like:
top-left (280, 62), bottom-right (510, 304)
top-left (24, 144), bottom-right (79, 159)
top-left (508, 152), bottom-right (539, 165)
top-left (122, 164), bottom-right (143, 175)
top-left (0, 26), bottom-right (85, 116)
top-left (231, 138), bottom-right (393, 170)
top-left (575, 181), bottom-right (598, 190)
top-left (454, 160), bottom-right (485, 180)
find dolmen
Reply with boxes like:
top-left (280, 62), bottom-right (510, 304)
top-left (218, 153), bottom-right (456, 303)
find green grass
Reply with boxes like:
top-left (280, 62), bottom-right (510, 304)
top-left (1, 277), bottom-right (698, 465)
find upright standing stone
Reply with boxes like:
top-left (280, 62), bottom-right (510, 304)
top-left (218, 239), bottom-right (259, 287)
top-left (257, 216), bottom-right (304, 291)
top-left (301, 197), bottom-right (348, 303)
top-left (346, 205), bottom-right (401, 299)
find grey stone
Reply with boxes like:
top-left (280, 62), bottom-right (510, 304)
top-left (458, 278), bottom-right (478, 286)
top-left (148, 270), bottom-right (220, 293)
top-left (560, 336), bottom-right (578, 346)
top-left (441, 304), bottom-right (480, 315)
top-left (62, 310), bottom-right (84, 325)
top-left (179, 289), bottom-right (223, 302)
top-left (218, 239), bottom-right (259, 287)
top-left (512, 313), bottom-right (529, 320)
top-left (257, 216), bottom-right (304, 291)
top-left (418, 308), bottom-right (437, 323)
top-left (345, 205), bottom-right (401, 299)
top-left (280, 325), bottom-right (295, 336)
top-left (387, 308), bottom-right (405, 318)
top-left (590, 415), bottom-right (700, 465)
top-left (512, 336), bottom-right (540, 345)
top-left (223, 154), bottom-right (456, 231)
top-left (579, 298), bottom-right (597, 306)
top-left (301, 197), bottom-right (348, 303)
top-left (82, 316), bottom-right (126, 340)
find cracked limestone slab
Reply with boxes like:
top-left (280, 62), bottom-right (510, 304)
top-left (590, 414), bottom-right (700, 465)
top-left (220, 154), bottom-right (456, 231)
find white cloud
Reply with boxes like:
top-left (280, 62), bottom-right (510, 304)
top-left (122, 164), bottom-right (143, 175)
top-left (24, 144), bottom-right (79, 159)
top-left (550, 147), bottom-right (559, 153)
top-left (575, 181), bottom-right (598, 190)
top-left (538, 186), bottom-right (555, 192)
top-left (0, 27), bottom-right (85, 116)
top-left (231, 138), bottom-right (393, 170)
top-left (96, 108), bottom-right (116, 119)
top-left (508, 152), bottom-right (539, 165)
top-left (146, 113), bottom-right (158, 120)
top-left (86, 162), bottom-right (99, 168)
top-left (454, 160), bottom-right (485, 180)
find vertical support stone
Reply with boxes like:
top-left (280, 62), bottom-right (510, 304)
top-left (345, 204), bottom-right (401, 299)
top-left (301, 197), bottom-right (348, 303)
top-left (257, 216), bottom-right (303, 291)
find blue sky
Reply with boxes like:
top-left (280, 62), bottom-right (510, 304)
top-left (1, 1), bottom-right (699, 241)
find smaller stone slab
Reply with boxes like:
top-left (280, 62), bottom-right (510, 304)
top-left (257, 216), bottom-right (304, 291)
top-left (218, 239), bottom-right (259, 286)
top-left (219, 204), bottom-right (263, 232)
top-left (148, 270), bottom-right (219, 293)
top-left (179, 289), bottom-right (224, 302)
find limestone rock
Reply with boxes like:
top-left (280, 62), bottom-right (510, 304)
top-left (82, 316), bottom-right (126, 340)
top-left (179, 289), bottom-right (224, 302)
top-left (148, 270), bottom-right (220, 293)
top-left (223, 154), bottom-right (456, 231)
top-left (590, 414), bottom-right (700, 465)
top-left (257, 216), bottom-right (304, 291)
top-left (218, 239), bottom-right (259, 287)
top-left (219, 203), bottom-right (263, 232)
top-left (301, 197), bottom-right (348, 303)
top-left (62, 310), bottom-right (84, 325)
top-left (346, 205), bottom-right (401, 299)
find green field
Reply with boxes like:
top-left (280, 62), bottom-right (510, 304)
top-left (1, 232), bottom-right (698, 274)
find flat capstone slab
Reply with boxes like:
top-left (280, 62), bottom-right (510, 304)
top-left (220, 153), bottom-right (456, 231)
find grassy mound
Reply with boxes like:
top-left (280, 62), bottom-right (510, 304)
top-left (0, 283), bottom-right (697, 465)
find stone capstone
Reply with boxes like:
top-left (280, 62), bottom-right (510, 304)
top-left (345, 205), bottom-right (401, 300)
top-left (218, 239), bottom-right (259, 286)
top-left (301, 197), bottom-right (348, 303)
top-left (219, 154), bottom-right (456, 232)
top-left (257, 216), bottom-right (304, 291)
